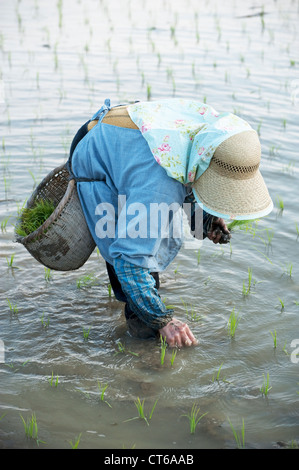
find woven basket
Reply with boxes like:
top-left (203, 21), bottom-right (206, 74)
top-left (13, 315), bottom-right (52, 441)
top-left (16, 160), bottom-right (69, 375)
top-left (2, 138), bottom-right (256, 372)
top-left (15, 163), bottom-right (96, 271)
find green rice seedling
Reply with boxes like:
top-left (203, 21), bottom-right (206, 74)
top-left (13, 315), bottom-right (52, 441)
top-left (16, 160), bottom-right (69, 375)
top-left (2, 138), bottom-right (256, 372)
top-left (228, 417), bottom-right (245, 449)
top-left (212, 362), bottom-right (232, 384)
top-left (44, 267), bottom-right (52, 281)
top-left (227, 307), bottom-right (240, 338)
top-left (160, 335), bottom-right (167, 365)
top-left (114, 341), bottom-right (139, 357)
top-left (181, 299), bottom-right (202, 322)
top-left (57, 0), bottom-right (63, 29)
top-left (283, 341), bottom-right (289, 356)
top-left (82, 327), bottom-right (91, 341)
top-left (6, 298), bottom-right (18, 314)
top-left (260, 372), bottom-right (272, 396)
top-left (242, 268), bottom-right (252, 296)
top-left (173, 263), bottom-right (182, 276)
top-left (147, 84), bottom-right (152, 100)
top-left (1, 216), bottom-right (10, 232)
top-left (252, 247), bottom-right (273, 264)
top-left (3, 175), bottom-right (10, 198)
top-left (20, 412), bottom-right (38, 439)
top-left (69, 433), bottom-right (82, 449)
top-left (133, 397), bottom-right (158, 426)
top-left (97, 381), bottom-right (112, 408)
top-left (182, 403), bottom-right (208, 434)
top-left (278, 297), bottom-right (285, 311)
top-left (6, 253), bottom-right (16, 268)
top-left (48, 371), bottom-right (59, 387)
top-left (15, 199), bottom-right (55, 237)
top-left (281, 262), bottom-right (293, 278)
top-left (227, 219), bottom-right (257, 232)
top-left (20, 412), bottom-right (45, 444)
top-left (107, 283), bottom-right (112, 297)
top-left (134, 397), bottom-right (146, 421)
top-left (76, 274), bottom-right (98, 288)
top-left (270, 330), bottom-right (277, 348)
top-left (212, 362), bottom-right (223, 382)
top-left (170, 348), bottom-right (177, 366)
top-left (276, 196), bottom-right (284, 213)
top-left (162, 297), bottom-right (175, 310)
top-left (40, 312), bottom-right (49, 328)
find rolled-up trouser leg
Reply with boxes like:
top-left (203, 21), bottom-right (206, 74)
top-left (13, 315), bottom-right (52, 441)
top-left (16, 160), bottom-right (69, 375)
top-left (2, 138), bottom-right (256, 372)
top-left (105, 262), bottom-right (159, 339)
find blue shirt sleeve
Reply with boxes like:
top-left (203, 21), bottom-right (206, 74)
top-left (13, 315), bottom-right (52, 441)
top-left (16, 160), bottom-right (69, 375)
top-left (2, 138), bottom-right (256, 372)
top-left (113, 257), bottom-right (174, 330)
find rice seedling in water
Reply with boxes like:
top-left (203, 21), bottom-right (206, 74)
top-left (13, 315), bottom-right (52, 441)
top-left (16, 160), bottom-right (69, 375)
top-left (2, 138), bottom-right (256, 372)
top-left (40, 312), bottom-right (49, 328)
top-left (44, 267), bottom-right (52, 281)
top-left (242, 268), bottom-right (252, 296)
top-left (278, 297), bottom-right (285, 311)
top-left (114, 341), bottom-right (139, 357)
top-left (20, 412), bottom-right (45, 445)
top-left (182, 403), bottom-right (208, 434)
top-left (134, 397), bottom-right (158, 426)
top-left (6, 253), bottom-right (17, 268)
top-left (276, 196), bottom-right (284, 213)
top-left (15, 199), bottom-right (55, 237)
top-left (82, 326), bottom-right (91, 341)
top-left (181, 299), bottom-right (202, 322)
top-left (170, 348), bottom-right (177, 366)
top-left (270, 330), bottom-right (277, 348)
top-left (282, 262), bottom-right (293, 278)
top-left (6, 298), bottom-right (18, 314)
top-left (76, 274), bottom-right (98, 288)
top-left (107, 283), bottom-right (112, 297)
top-left (48, 371), bottom-right (59, 387)
top-left (69, 433), bottom-right (82, 449)
top-left (295, 222), bottom-right (299, 239)
top-left (97, 381), bottom-right (112, 408)
top-left (1, 216), bottom-right (10, 232)
top-left (227, 308), bottom-right (240, 338)
top-left (228, 417), bottom-right (245, 449)
top-left (160, 335), bottom-right (167, 365)
top-left (212, 362), bottom-right (231, 384)
top-left (260, 373), bottom-right (272, 396)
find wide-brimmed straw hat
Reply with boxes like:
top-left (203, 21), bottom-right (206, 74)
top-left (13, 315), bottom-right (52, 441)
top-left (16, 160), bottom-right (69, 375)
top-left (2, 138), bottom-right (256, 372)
top-left (192, 130), bottom-right (273, 220)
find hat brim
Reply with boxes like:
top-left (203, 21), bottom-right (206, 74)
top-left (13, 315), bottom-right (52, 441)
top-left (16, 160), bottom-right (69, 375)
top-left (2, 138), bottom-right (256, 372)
top-left (192, 168), bottom-right (273, 221)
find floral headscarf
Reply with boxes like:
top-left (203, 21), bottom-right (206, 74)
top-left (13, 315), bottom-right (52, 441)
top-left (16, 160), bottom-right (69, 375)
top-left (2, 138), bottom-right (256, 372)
top-left (128, 98), bottom-right (253, 185)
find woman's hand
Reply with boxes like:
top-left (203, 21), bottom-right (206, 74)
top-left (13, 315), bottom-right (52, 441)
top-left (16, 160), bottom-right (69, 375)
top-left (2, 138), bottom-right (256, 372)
top-left (158, 318), bottom-right (198, 348)
top-left (207, 217), bottom-right (231, 244)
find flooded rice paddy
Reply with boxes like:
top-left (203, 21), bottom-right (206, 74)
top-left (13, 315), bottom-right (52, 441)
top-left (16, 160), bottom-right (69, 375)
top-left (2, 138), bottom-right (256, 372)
top-left (0, 0), bottom-right (299, 450)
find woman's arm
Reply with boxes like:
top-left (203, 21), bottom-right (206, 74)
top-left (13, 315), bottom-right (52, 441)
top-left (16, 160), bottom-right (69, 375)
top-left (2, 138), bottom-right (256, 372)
top-left (113, 258), bottom-right (197, 347)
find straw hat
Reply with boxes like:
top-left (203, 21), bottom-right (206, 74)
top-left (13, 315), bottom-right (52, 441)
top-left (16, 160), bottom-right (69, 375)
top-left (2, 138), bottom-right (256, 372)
top-left (192, 130), bottom-right (273, 220)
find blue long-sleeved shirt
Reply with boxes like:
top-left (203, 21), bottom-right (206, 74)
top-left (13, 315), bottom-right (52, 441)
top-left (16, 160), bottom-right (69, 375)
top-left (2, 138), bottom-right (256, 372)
top-left (70, 101), bottom-right (209, 329)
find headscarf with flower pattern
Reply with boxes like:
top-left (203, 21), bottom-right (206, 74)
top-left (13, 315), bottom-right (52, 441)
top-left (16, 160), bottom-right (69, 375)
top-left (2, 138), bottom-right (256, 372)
top-left (128, 98), bottom-right (252, 185)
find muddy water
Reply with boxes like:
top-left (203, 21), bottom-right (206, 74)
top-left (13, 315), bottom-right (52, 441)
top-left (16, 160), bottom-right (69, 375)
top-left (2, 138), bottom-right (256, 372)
top-left (0, 0), bottom-right (299, 449)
